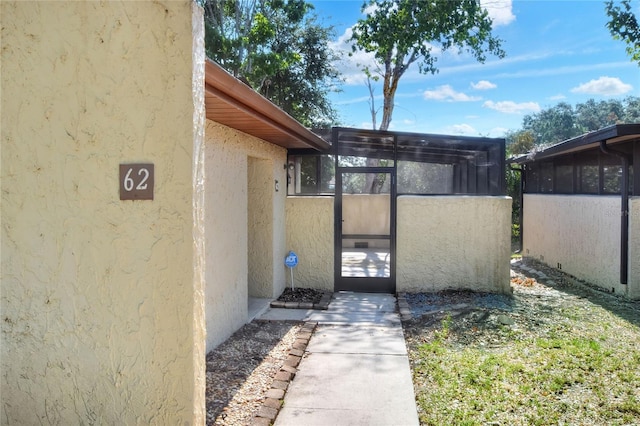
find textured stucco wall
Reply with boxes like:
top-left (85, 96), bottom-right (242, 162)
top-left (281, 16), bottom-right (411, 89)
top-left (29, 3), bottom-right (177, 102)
top-left (248, 157), bottom-right (275, 298)
top-left (285, 197), bottom-right (334, 291)
top-left (204, 121), bottom-right (287, 350)
top-left (342, 194), bottom-right (390, 248)
top-left (523, 194), bottom-right (639, 299)
top-left (1, 2), bottom-right (205, 424)
top-left (342, 194), bottom-right (390, 234)
top-left (397, 196), bottom-right (512, 294)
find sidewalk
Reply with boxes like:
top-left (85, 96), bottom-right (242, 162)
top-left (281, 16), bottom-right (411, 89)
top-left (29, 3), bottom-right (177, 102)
top-left (259, 292), bottom-right (420, 426)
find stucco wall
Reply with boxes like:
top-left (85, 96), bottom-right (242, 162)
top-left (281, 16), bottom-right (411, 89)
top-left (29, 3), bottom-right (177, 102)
top-left (342, 194), bottom-right (390, 234)
top-left (248, 157), bottom-right (275, 298)
top-left (1, 2), bottom-right (205, 424)
top-left (523, 194), bottom-right (639, 299)
top-left (342, 194), bottom-right (390, 248)
top-left (285, 197), bottom-right (334, 291)
top-left (204, 121), bottom-right (287, 350)
top-left (396, 196), bottom-right (512, 294)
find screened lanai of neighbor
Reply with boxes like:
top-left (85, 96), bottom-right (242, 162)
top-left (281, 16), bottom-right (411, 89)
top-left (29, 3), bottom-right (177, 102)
top-left (510, 124), bottom-right (640, 300)
top-left (285, 127), bottom-right (512, 295)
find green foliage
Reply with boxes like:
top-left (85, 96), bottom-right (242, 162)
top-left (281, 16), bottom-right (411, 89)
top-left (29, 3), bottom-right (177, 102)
top-left (575, 99), bottom-right (625, 130)
top-left (606, 0), bottom-right (640, 65)
top-left (505, 130), bottom-right (535, 157)
top-left (350, 0), bottom-right (505, 130)
top-left (397, 161), bottom-right (454, 194)
top-left (519, 96), bottom-right (640, 147)
top-left (522, 102), bottom-right (578, 146)
top-left (511, 223), bottom-right (520, 240)
top-left (621, 95), bottom-right (640, 121)
top-left (202, 0), bottom-right (342, 128)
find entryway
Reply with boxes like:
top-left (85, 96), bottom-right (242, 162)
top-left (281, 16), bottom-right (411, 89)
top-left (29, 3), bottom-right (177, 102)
top-left (334, 129), bottom-right (396, 293)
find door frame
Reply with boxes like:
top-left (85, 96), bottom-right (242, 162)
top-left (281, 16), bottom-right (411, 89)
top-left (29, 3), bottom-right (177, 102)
top-left (334, 166), bottom-right (396, 293)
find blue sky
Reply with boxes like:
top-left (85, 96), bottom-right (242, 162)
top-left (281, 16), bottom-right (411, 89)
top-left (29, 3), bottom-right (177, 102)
top-left (308, 0), bottom-right (640, 137)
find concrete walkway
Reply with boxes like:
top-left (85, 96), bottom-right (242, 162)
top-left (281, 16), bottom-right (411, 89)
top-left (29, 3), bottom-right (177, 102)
top-left (261, 292), bottom-right (420, 426)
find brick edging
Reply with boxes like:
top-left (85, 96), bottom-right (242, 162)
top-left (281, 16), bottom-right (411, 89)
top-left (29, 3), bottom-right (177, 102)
top-left (269, 291), bottom-right (332, 310)
top-left (251, 321), bottom-right (318, 426)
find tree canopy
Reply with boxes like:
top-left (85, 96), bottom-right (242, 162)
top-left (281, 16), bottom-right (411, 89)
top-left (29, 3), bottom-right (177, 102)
top-left (350, 0), bottom-right (505, 131)
top-left (606, 0), bottom-right (640, 65)
top-left (202, 0), bottom-right (342, 128)
top-left (509, 96), bottom-right (640, 149)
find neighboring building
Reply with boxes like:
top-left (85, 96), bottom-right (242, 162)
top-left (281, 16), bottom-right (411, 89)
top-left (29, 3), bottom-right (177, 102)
top-left (510, 124), bottom-right (640, 300)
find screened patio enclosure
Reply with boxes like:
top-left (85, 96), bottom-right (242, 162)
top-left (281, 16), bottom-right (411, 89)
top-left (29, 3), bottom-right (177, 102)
top-left (287, 127), bottom-right (507, 294)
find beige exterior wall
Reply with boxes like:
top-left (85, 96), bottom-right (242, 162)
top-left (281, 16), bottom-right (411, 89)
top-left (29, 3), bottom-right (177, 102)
top-left (204, 121), bottom-right (288, 350)
top-left (342, 194), bottom-right (390, 248)
top-left (1, 2), bottom-right (205, 424)
top-left (523, 194), bottom-right (639, 299)
top-left (396, 196), bottom-right (512, 294)
top-left (285, 197), bottom-right (334, 291)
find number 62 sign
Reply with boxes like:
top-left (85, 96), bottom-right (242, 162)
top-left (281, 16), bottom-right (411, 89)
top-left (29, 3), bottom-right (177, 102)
top-left (120, 164), bottom-right (154, 200)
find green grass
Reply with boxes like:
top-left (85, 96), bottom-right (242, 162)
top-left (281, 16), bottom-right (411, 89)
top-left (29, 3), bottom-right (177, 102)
top-left (410, 312), bottom-right (640, 426)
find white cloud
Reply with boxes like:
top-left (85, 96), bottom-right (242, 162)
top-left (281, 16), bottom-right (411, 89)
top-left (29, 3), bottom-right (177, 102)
top-left (444, 124), bottom-right (478, 136)
top-left (423, 85), bottom-right (481, 102)
top-left (548, 94), bottom-right (566, 101)
top-left (471, 80), bottom-right (497, 90)
top-left (483, 100), bottom-right (541, 114)
top-left (329, 27), bottom-right (379, 86)
top-left (570, 76), bottom-right (633, 96)
top-left (481, 0), bottom-right (516, 27)
top-left (335, 95), bottom-right (377, 106)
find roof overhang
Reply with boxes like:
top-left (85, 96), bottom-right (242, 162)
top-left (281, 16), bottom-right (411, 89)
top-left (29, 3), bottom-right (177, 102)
top-left (510, 124), bottom-right (640, 164)
top-left (204, 59), bottom-right (330, 151)
top-left (329, 126), bottom-right (506, 164)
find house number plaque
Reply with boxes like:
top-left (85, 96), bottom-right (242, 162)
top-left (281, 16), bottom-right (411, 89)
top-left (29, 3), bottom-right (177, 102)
top-left (120, 163), bottom-right (154, 200)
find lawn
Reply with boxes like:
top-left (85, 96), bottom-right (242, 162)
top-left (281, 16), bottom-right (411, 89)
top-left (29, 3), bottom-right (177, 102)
top-left (403, 264), bottom-right (640, 426)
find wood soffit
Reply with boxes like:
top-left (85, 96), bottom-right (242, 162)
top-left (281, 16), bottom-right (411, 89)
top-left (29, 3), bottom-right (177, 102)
top-left (204, 59), bottom-right (329, 151)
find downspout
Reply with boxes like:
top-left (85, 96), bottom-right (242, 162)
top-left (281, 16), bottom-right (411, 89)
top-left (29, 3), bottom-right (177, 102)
top-left (599, 140), bottom-right (630, 285)
top-left (509, 165), bottom-right (523, 253)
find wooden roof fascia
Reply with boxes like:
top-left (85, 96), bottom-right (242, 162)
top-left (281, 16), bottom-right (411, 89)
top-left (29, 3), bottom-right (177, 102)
top-left (509, 124), bottom-right (640, 164)
top-left (204, 59), bottom-right (330, 152)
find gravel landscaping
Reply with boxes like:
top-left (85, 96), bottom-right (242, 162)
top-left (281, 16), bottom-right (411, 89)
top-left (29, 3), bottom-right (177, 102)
top-left (206, 321), bottom-right (302, 425)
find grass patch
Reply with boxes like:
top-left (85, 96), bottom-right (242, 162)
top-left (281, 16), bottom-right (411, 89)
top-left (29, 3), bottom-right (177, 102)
top-left (409, 308), bottom-right (640, 425)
